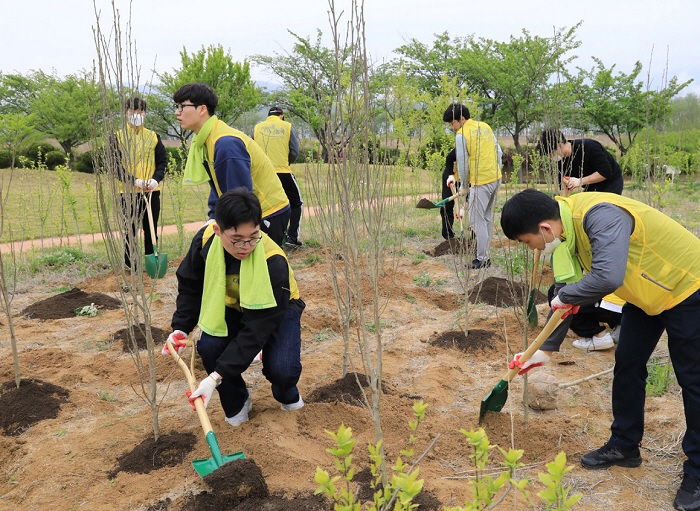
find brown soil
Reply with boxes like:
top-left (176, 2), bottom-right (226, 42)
top-left (429, 329), bottom-right (498, 352)
top-left (0, 379), bottom-right (69, 435)
top-left (415, 198), bottom-right (436, 209)
top-left (113, 323), bottom-right (169, 352)
top-left (425, 238), bottom-right (472, 257)
top-left (20, 287), bottom-right (121, 319)
top-left (354, 467), bottom-right (441, 509)
top-left (469, 276), bottom-right (547, 308)
top-left (307, 372), bottom-right (391, 407)
top-left (108, 431), bottom-right (197, 479)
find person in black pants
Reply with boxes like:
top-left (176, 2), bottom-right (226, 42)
top-left (539, 128), bottom-right (623, 195)
top-left (440, 148), bottom-right (458, 240)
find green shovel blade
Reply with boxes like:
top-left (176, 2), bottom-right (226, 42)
top-left (145, 253), bottom-right (168, 279)
top-left (192, 430), bottom-right (245, 478)
top-left (526, 289), bottom-right (538, 328)
top-left (478, 379), bottom-right (510, 423)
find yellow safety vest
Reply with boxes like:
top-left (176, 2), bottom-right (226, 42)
top-left (558, 192), bottom-right (700, 316)
top-left (204, 120), bottom-right (289, 218)
top-left (457, 119), bottom-right (501, 186)
top-left (115, 127), bottom-right (160, 192)
top-left (253, 116), bottom-right (293, 173)
top-left (202, 225), bottom-right (300, 311)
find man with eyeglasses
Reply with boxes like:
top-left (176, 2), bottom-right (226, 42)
top-left (173, 84), bottom-right (290, 245)
top-left (165, 188), bottom-right (305, 427)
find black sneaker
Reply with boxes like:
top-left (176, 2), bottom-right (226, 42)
top-left (285, 238), bottom-right (303, 248)
top-left (580, 442), bottom-right (642, 469)
top-left (675, 474), bottom-right (700, 510)
top-left (470, 258), bottom-right (491, 269)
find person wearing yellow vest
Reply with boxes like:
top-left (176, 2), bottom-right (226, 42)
top-left (500, 189), bottom-right (700, 510)
top-left (172, 84), bottom-right (291, 245)
top-left (165, 188), bottom-right (305, 427)
top-left (253, 106), bottom-right (303, 247)
top-left (443, 103), bottom-right (502, 268)
top-left (110, 97), bottom-right (168, 269)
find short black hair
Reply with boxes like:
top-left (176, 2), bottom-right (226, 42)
top-left (214, 188), bottom-right (262, 231)
top-left (500, 189), bottom-right (560, 240)
top-left (443, 103), bottom-right (470, 123)
top-left (173, 84), bottom-right (218, 115)
top-left (538, 128), bottom-right (567, 155)
top-left (125, 97), bottom-right (147, 111)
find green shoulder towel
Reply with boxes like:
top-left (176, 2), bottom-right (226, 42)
top-left (552, 200), bottom-right (583, 284)
top-left (183, 116), bottom-right (218, 186)
top-left (198, 232), bottom-right (277, 337)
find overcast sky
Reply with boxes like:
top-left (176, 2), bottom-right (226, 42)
top-left (2, 0), bottom-right (699, 96)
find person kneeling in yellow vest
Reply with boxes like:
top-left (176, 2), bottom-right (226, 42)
top-left (164, 188), bottom-right (305, 427)
top-left (501, 189), bottom-right (700, 511)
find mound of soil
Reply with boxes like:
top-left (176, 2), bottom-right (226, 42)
top-left (354, 467), bottom-right (441, 509)
top-left (113, 323), bottom-right (169, 352)
top-left (107, 431), bottom-right (197, 479)
top-left (424, 237), bottom-right (472, 257)
top-left (429, 329), bottom-right (497, 352)
top-left (0, 379), bottom-right (69, 436)
top-left (231, 495), bottom-right (328, 511)
top-left (415, 198), bottom-right (436, 209)
top-left (307, 372), bottom-right (391, 407)
top-left (21, 287), bottom-right (121, 319)
top-left (468, 277), bottom-right (547, 308)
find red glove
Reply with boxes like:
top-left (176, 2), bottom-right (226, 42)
top-left (162, 330), bottom-right (187, 355)
top-left (551, 296), bottom-right (580, 319)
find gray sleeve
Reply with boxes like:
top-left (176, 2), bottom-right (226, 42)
top-left (455, 133), bottom-right (469, 184)
top-left (288, 125), bottom-right (300, 163)
top-left (494, 133), bottom-right (503, 170)
top-left (557, 204), bottom-right (634, 306)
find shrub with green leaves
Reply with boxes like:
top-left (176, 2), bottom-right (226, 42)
top-left (29, 247), bottom-right (88, 274)
top-left (23, 142), bottom-right (57, 163)
top-left (44, 150), bottom-right (67, 170)
top-left (74, 151), bottom-right (95, 173)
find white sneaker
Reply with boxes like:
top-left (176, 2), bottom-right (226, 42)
top-left (280, 396), bottom-right (304, 411)
top-left (251, 350), bottom-right (263, 364)
top-left (572, 332), bottom-right (615, 351)
top-left (225, 395), bottom-right (252, 427)
top-left (611, 325), bottom-right (621, 344)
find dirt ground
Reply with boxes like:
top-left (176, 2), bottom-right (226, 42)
top-left (0, 236), bottom-right (684, 510)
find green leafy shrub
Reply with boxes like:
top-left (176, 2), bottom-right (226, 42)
top-left (165, 146), bottom-right (185, 168)
top-left (30, 247), bottom-right (89, 274)
top-left (0, 149), bottom-right (12, 168)
top-left (74, 151), bottom-right (95, 173)
top-left (44, 150), bottom-right (67, 170)
top-left (296, 146), bottom-right (321, 163)
top-left (24, 142), bottom-right (57, 163)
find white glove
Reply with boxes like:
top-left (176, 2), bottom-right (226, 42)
top-left (134, 178), bottom-right (146, 190)
top-left (446, 175), bottom-right (456, 187)
top-left (146, 179), bottom-right (159, 191)
top-left (456, 207), bottom-right (465, 220)
top-left (564, 176), bottom-right (581, 190)
top-left (509, 349), bottom-right (551, 375)
top-left (188, 372), bottom-right (222, 408)
top-left (162, 330), bottom-right (187, 355)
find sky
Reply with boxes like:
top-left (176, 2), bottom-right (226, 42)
top-left (2, 0), bottom-right (699, 96)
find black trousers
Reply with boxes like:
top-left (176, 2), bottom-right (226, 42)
top-left (440, 149), bottom-right (457, 240)
top-left (547, 285), bottom-right (621, 337)
top-left (263, 208), bottom-right (291, 246)
top-left (120, 191), bottom-right (159, 268)
top-left (277, 173), bottom-right (303, 243)
top-left (610, 290), bottom-right (700, 478)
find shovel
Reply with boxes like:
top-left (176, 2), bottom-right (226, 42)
top-left (166, 338), bottom-right (246, 478)
top-left (416, 192), bottom-right (459, 209)
top-left (526, 249), bottom-right (541, 328)
top-left (144, 192), bottom-right (168, 279)
top-left (478, 307), bottom-right (566, 423)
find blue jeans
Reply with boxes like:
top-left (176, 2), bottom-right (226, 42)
top-left (610, 290), bottom-right (700, 477)
top-left (197, 306), bottom-right (303, 418)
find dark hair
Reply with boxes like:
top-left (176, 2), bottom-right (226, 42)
top-left (214, 188), bottom-right (262, 231)
top-left (125, 97), bottom-right (147, 111)
top-left (442, 103), bottom-right (470, 122)
top-left (268, 106), bottom-right (283, 116)
top-left (173, 84), bottom-right (218, 115)
top-left (500, 189), bottom-right (560, 239)
top-left (538, 128), bottom-right (567, 155)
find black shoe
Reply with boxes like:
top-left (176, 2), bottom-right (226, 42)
top-left (580, 442), bottom-right (642, 469)
top-left (675, 474), bottom-right (700, 510)
top-left (470, 258), bottom-right (491, 269)
top-left (285, 238), bottom-right (303, 248)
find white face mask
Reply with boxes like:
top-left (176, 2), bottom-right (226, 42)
top-left (541, 229), bottom-right (562, 256)
top-left (128, 113), bottom-right (144, 127)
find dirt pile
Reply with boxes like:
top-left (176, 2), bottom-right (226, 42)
top-left (469, 276), bottom-right (547, 308)
top-left (20, 287), bottom-right (121, 319)
top-left (0, 379), bottom-right (69, 435)
top-left (307, 372), bottom-right (391, 407)
top-left (429, 329), bottom-right (498, 352)
top-left (425, 238), bottom-right (472, 257)
top-left (113, 323), bottom-right (169, 352)
top-left (108, 432), bottom-right (197, 479)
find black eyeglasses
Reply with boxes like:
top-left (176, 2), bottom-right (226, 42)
top-left (230, 236), bottom-right (263, 248)
top-left (174, 103), bottom-right (199, 113)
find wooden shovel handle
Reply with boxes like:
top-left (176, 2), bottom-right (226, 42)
top-left (530, 249), bottom-right (541, 289)
top-left (503, 308), bottom-right (566, 381)
top-left (166, 339), bottom-right (214, 436)
top-left (145, 192), bottom-right (158, 256)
